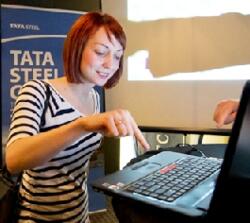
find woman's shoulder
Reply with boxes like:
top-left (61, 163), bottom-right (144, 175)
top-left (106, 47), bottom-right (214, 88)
top-left (23, 79), bottom-right (47, 87)
top-left (23, 79), bottom-right (51, 88)
top-left (20, 79), bottom-right (49, 96)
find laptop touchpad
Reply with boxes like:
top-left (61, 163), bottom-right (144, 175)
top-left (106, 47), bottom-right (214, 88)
top-left (131, 161), bottom-right (161, 170)
top-left (195, 193), bottom-right (212, 211)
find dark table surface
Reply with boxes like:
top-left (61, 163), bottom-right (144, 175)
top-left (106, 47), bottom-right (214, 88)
top-left (139, 126), bottom-right (231, 136)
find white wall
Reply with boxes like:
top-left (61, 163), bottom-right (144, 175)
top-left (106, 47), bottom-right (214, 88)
top-left (102, 0), bottom-right (248, 128)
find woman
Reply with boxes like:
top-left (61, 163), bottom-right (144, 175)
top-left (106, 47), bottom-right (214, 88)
top-left (5, 12), bottom-right (149, 223)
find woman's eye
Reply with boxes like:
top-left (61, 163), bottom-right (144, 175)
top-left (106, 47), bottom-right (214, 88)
top-left (114, 55), bottom-right (121, 60)
top-left (95, 50), bottom-right (105, 56)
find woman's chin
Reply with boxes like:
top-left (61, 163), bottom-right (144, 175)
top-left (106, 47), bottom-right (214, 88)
top-left (95, 79), bottom-right (107, 87)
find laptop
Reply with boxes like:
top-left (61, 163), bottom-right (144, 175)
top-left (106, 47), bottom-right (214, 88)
top-left (92, 81), bottom-right (250, 220)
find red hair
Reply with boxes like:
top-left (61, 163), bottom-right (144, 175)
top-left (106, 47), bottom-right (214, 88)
top-left (63, 12), bottom-right (126, 88)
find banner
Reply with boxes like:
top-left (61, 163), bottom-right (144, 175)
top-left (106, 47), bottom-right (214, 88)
top-left (1, 4), bottom-right (83, 134)
top-left (1, 4), bottom-right (105, 211)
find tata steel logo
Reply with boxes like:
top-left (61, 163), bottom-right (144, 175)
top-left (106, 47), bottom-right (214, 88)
top-left (10, 23), bottom-right (40, 30)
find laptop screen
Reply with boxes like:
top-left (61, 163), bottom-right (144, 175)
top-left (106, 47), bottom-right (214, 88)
top-left (218, 80), bottom-right (250, 181)
top-left (208, 80), bottom-right (250, 218)
top-left (229, 87), bottom-right (250, 179)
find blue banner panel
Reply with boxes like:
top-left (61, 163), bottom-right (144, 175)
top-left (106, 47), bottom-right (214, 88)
top-left (1, 5), bottom-right (82, 131)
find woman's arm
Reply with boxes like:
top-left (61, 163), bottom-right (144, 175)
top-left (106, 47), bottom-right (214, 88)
top-left (6, 109), bottom-right (149, 174)
top-left (6, 118), bottom-right (87, 174)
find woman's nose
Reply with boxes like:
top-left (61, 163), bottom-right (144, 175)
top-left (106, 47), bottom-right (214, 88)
top-left (103, 53), bottom-right (114, 69)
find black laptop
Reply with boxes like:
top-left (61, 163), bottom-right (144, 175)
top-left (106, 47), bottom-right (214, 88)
top-left (92, 81), bottom-right (250, 220)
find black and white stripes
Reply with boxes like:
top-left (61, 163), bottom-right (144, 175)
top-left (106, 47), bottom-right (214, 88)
top-left (7, 80), bottom-right (102, 223)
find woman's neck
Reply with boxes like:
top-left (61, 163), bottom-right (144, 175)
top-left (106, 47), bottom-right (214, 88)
top-left (56, 77), bottom-right (94, 96)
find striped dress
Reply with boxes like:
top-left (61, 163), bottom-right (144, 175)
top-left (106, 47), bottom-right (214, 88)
top-left (6, 79), bottom-right (102, 223)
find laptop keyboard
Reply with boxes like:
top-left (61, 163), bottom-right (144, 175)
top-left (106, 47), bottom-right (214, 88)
top-left (125, 156), bottom-right (222, 202)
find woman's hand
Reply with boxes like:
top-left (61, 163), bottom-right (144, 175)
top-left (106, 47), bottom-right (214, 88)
top-left (213, 99), bottom-right (239, 128)
top-left (80, 109), bottom-right (150, 150)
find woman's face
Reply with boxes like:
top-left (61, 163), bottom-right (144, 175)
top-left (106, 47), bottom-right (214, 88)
top-left (80, 27), bottom-right (123, 87)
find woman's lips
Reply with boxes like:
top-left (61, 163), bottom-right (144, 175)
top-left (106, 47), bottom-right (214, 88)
top-left (97, 71), bottom-right (109, 79)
